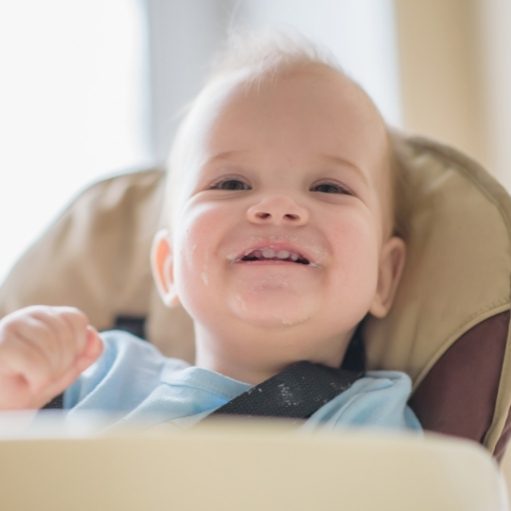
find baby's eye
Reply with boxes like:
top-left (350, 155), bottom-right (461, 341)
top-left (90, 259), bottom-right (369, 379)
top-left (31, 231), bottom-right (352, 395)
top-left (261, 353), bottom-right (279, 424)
top-left (209, 178), bottom-right (251, 191)
top-left (311, 181), bottom-right (352, 195)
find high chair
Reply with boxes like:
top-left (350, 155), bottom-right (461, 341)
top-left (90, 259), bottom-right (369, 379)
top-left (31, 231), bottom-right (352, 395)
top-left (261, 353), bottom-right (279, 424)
top-left (0, 133), bottom-right (510, 508)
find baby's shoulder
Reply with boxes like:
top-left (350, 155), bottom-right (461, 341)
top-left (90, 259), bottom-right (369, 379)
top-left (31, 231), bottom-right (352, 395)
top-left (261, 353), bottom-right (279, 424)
top-left (79, 330), bottom-right (188, 388)
top-left (356, 370), bottom-right (413, 397)
top-left (64, 330), bottom-right (188, 410)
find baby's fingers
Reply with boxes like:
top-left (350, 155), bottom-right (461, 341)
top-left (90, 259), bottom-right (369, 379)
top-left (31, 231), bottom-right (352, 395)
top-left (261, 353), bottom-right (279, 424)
top-left (76, 326), bottom-right (104, 372)
top-left (0, 338), bottom-right (60, 409)
top-left (0, 331), bottom-right (58, 393)
top-left (28, 306), bottom-right (90, 371)
top-left (32, 327), bottom-right (104, 409)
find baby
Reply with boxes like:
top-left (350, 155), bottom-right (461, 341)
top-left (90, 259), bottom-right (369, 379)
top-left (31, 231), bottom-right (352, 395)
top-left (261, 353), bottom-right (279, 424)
top-left (0, 34), bottom-right (420, 431)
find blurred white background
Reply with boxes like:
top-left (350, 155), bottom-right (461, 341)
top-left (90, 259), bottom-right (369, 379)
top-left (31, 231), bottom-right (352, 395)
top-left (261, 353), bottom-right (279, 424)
top-left (0, 0), bottom-right (510, 282)
top-left (0, 0), bottom-right (151, 282)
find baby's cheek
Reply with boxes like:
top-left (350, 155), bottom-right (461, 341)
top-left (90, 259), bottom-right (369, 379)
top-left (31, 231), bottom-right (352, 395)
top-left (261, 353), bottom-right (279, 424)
top-left (332, 212), bottom-right (380, 255)
top-left (179, 202), bottom-right (228, 239)
top-left (173, 205), bottom-right (226, 295)
top-left (332, 220), bottom-right (380, 289)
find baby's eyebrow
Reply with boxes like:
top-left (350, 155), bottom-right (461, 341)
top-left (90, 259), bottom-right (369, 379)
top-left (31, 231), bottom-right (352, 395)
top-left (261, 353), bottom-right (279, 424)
top-left (205, 150), bottom-right (250, 166)
top-left (319, 154), bottom-right (368, 185)
top-left (202, 151), bottom-right (368, 187)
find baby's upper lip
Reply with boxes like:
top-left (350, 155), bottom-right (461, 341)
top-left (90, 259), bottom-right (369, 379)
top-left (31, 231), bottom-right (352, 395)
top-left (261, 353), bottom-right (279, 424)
top-left (228, 239), bottom-right (322, 266)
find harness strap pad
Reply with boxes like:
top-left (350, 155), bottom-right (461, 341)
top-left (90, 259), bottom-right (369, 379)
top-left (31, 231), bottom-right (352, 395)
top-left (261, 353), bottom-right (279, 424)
top-left (211, 361), bottom-right (364, 419)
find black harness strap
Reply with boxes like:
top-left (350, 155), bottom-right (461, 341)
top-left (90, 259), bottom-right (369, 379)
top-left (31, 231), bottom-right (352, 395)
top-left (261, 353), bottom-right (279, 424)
top-left (210, 361), bottom-right (364, 420)
top-left (42, 393), bottom-right (64, 409)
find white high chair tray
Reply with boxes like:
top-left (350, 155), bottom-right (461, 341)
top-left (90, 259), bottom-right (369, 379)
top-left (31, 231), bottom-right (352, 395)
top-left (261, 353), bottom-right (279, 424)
top-left (0, 416), bottom-right (507, 511)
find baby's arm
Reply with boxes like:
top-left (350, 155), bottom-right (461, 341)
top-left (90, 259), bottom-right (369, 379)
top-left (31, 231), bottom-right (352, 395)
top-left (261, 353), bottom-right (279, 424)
top-left (0, 306), bottom-right (103, 410)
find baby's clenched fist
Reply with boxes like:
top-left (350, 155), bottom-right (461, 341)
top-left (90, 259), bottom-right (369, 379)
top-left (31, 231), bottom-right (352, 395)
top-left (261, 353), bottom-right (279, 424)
top-left (0, 305), bottom-right (103, 410)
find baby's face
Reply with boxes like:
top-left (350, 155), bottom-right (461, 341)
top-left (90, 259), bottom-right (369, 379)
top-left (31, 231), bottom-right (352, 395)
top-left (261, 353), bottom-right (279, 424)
top-left (156, 65), bottom-right (404, 368)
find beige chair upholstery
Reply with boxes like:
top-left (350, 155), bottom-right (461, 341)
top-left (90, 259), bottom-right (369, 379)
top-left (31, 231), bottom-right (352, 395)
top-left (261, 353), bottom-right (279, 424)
top-left (1, 134), bottom-right (510, 457)
top-left (364, 136), bottom-right (511, 458)
top-left (0, 422), bottom-right (508, 511)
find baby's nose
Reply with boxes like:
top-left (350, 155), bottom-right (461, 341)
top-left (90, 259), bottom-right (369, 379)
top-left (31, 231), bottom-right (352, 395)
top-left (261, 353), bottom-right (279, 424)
top-left (246, 195), bottom-right (309, 226)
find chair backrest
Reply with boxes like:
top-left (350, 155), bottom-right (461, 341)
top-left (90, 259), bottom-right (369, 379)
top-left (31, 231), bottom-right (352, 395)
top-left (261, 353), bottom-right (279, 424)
top-left (363, 136), bottom-right (511, 459)
top-left (1, 134), bottom-right (510, 457)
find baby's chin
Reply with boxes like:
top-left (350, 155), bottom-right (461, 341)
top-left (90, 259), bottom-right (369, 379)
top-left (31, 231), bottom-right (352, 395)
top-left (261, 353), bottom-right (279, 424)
top-left (226, 292), bottom-right (317, 329)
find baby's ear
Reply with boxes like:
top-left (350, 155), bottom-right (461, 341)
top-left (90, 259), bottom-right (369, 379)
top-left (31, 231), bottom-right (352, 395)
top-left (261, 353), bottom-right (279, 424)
top-left (151, 229), bottom-right (180, 307)
top-left (369, 236), bottom-right (406, 318)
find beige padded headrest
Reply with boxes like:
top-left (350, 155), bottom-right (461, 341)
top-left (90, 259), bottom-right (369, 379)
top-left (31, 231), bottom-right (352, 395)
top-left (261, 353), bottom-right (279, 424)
top-left (363, 136), bottom-right (511, 387)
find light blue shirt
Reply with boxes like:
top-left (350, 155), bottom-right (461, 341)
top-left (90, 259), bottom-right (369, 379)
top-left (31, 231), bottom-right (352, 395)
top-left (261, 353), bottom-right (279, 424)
top-left (63, 331), bottom-right (421, 432)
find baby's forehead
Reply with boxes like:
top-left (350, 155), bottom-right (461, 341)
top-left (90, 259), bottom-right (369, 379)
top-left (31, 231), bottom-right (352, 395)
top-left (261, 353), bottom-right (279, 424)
top-left (203, 64), bottom-right (385, 139)
top-left (184, 63), bottom-right (391, 183)
top-left (202, 65), bottom-right (389, 170)
top-left (213, 63), bottom-right (376, 116)
top-left (170, 62), bottom-right (393, 228)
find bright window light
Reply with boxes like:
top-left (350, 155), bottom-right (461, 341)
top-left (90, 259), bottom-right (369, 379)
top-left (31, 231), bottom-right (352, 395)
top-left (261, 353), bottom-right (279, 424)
top-left (0, 0), bottom-right (150, 283)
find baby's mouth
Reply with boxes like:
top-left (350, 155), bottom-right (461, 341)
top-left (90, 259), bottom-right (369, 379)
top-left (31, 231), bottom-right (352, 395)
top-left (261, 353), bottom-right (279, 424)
top-left (228, 239), bottom-right (323, 268)
top-left (239, 248), bottom-right (310, 265)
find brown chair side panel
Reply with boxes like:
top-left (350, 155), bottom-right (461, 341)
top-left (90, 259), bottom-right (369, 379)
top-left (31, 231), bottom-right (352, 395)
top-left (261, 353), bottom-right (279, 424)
top-left (410, 311), bottom-right (509, 456)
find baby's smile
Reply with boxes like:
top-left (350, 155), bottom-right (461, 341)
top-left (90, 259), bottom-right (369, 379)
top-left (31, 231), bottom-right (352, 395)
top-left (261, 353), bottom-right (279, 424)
top-left (227, 233), bottom-right (325, 268)
top-left (239, 247), bottom-right (308, 264)
top-left (228, 240), bottom-right (321, 269)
